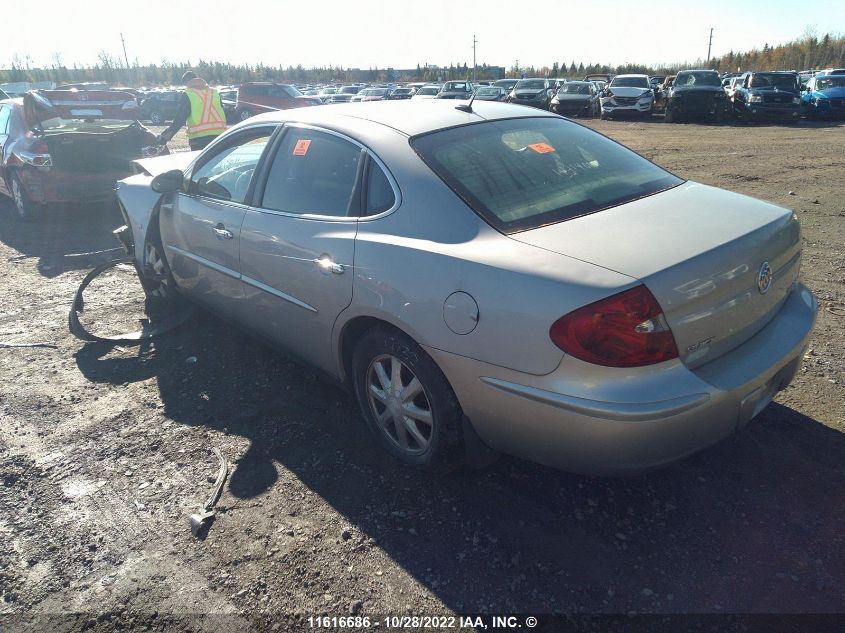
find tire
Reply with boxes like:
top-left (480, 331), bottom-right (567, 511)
top-left (149, 110), bottom-right (164, 125)
top-left (10, 173), bottom-right (39, 222)
top-left (239, 108), bottom-right (253, 121)
top-left (351, 326), bottom-right (464, 468)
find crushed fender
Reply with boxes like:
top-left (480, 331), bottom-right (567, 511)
top-left (190, 447), bottom-right (229, 538)
top-left (68, 258), bottom-right (193, 344)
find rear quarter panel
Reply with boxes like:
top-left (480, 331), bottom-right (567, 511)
top-left (338, 135), bottom-right (637, 377)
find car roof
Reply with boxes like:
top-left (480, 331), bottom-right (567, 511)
top-left (245, 99), bottom-right (556, 138)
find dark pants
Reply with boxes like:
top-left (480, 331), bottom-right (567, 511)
top-left (188, 135), bottom-right (220, 151)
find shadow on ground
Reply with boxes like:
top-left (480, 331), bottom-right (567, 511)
top-left (0, 199), bottom-right (123, 278)
top-left (73, 310), bottom-right (845, 615)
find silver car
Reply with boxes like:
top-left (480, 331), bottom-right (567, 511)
top-left (115, 100), bottom-right (817, 475)
top-left (600, 73), bottom-right (655, 119)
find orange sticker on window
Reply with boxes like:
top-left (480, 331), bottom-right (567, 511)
top-left (293, 139), bottom-right (311, 156)
top-left (528, 143), bottom-right (555, 154)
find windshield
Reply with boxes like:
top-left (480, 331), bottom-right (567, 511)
top-left (816, 76), bottom-right (845, 90)
top-left (674, 71), bottom-right (720, 87)
top-left (393, 88), bottom-right (412, 94)
top-left (341, 86), bottom-right (361, 94)
top-left (320, 88), bottom-right (338, 94)
top-left (412, 118), bottom-right (682, 234)
top-left (285, 85), bottom-right (303, 97)
top-left (477, 87), bottom-right (500, 96)
top-left (445, 82), bottom-right (468, 90)
top-left (418, 87), bottom-right (440, 95)
top-left (610, 76), bottom-right (649, 88)
top-left (515, 80), bottom-right (546, 90)
top-left (559, 83), bottom-right (591, 95)
top-left (751, 74), bottom-right (798, 90)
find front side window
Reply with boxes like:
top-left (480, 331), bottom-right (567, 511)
top-left (191, 129), bottom-right (273, 203)
top-left (412, 118), bottom-right (682, 234)
top-left (261, 129), bottom-right (363, 217)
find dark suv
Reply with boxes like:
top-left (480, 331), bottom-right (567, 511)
top-left (732, 71), bottom-right (801, 123)
top-left (138, 91), bottom-right (182, 124)
top-left (664, 70), bottom-right (728, 123)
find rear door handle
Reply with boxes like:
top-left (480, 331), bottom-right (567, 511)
top-left (212, 223), bottom-right (233, 240)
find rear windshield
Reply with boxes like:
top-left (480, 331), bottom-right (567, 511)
top-left (411, 118), bottom-right (682, 234)
top-left (417, 87), bottom-right (440, 95)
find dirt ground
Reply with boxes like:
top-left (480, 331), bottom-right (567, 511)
top-left (1, 116), bottom-right (844, 633)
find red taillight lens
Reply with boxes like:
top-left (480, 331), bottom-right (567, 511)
top-left (550, 285), bottom-right (679, 368)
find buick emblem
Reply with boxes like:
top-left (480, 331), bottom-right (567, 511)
top-left (757, 262), bottom-right (773, 294)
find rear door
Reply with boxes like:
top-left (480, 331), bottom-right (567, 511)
top-left (238, 125), bottom-right (371, 372)
top-left (160, 125), bottom-right (276, 317)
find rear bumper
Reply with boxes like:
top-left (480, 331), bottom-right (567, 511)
top-left (18, 167), bottom-right (127, 204)
top-left (427, 284), bottom-right (817, 476)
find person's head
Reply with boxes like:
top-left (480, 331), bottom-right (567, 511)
top-left (181, 71), bottom-right (198, 84)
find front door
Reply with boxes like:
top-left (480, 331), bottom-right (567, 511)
top-left (159, 125), bottom-right (275, 317)
top-left (239, 126), bottom-right (364, 373)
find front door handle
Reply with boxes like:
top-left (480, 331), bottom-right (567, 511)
top-left (212, 223), bottom-right (233, 240)
top-left (315, 257), bottom-right (344, 274)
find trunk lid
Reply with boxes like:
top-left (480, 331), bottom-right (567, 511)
top-left (40, 120), bottom-right (150, 172)
top-left (24, 89), bottom-right (139, 122)
top-left (510, 181), bottom-right (802, 368)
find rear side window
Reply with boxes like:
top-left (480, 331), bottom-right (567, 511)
top-left (261, 129), bottom-right (363, 217)
top-left (365, 161), bottom-right (395, 215)
top-left (0, 106), bottom-right (10, 134)
top-left (411, 118), bottom-right (682, 233)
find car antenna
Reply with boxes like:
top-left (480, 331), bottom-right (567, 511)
top-left (455, 89), bottom-right (477, 113)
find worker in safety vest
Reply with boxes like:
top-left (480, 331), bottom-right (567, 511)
top-left (156, 71), bottom-right (227, 151)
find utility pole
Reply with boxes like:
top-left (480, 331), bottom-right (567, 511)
top-left (120, 32), bottom-right (132, 83)
top-left (472, 34), bottom-right (477, 83)
top-left (706, 28), bottom-right (714, 66)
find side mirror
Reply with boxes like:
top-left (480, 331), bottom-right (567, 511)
top-left (151, 169), bottom-right (185, 194)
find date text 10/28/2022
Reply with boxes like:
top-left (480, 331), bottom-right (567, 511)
top-left (308, 615), bottom-right (540, 629)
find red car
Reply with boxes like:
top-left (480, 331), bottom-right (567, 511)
top-left (0, 90), bottom-right (165, 220)
top-left (235, 82), bottom-right (321, 121)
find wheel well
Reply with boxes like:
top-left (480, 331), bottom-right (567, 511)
top-left (338, 316), bottom-right (401, 386)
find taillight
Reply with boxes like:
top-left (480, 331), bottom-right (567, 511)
top-left (550, 285), bottom-right (679, 368)
top-left (17, 138), bottom-right (53, 169)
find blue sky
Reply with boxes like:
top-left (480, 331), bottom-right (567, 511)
top-left (3, 0), bottom-right (842, 70)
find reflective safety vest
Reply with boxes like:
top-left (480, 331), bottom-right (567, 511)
top-left (185, 88), bottom-right (227, 139)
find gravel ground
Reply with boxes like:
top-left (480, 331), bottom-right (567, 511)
top-left (0, 117), bottom-right (843, 633)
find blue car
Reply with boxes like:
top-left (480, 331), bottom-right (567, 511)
top-left (801, 74), bottom-right (845, 119)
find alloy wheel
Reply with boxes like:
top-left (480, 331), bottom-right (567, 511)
top-left (366, 354), bottom-right (433, 455)
top-left (11, 178), bottom-right (26, 219)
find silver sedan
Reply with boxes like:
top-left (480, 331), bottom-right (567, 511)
top-left (116, 100), bottom-right (817, 475)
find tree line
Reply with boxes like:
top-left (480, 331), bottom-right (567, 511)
top-left (2, 32), bottom-right (843, 87)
